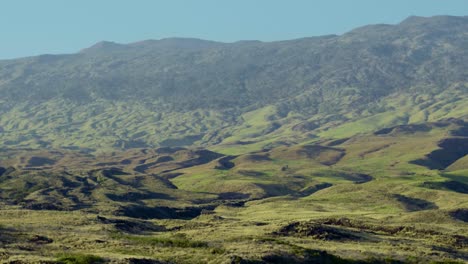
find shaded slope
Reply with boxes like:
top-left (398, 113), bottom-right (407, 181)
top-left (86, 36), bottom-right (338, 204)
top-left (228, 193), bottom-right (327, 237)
top-left (411, 137), bottom-right (468, 170)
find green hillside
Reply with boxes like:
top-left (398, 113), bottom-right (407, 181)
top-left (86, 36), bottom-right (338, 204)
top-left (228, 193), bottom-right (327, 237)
top-left (0, 15), bottom-right (467, 263)
top-left (0, 119), bottom-right (467, 263)
top-left (0, 16), bottom-right (467, 151)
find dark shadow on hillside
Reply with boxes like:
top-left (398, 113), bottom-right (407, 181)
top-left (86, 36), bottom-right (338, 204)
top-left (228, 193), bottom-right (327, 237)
top-left (450, 209), bottom-right (468, 222)
top-left (325, 138), bottom-right (350, 146)
top-left (26, 156), bottom-right (56, 167)
top-left (0, 226), bottom-right (20, 245)
top-left (232, 249), bottom-right (404, 264)
top-left (393, 194), bottom-right (438, 211)
top-left (97, 168), bottom-right (131, 185)
top-left (442, 173), bottom-right (468, 184)
top-left (374, 124), bottom-right (432, 135)
top-left (238, 170), bottom-right (268, 177)
top-left (296, 145), bottom-right (345, 166)
top-left (157, 149), bottom-right (224, 174)
top-left (218, 192), bottom-right (250, 200)
top-left (421, 180), bottom-right (468, 194)
top-left (117, 204), bottom-right (216, 220)
top-left (410, 138), bottom-right (468, 170)
top-left (273, 221), bottom-right (369, 241)
top-left (106, 191), bottom-right (174, 203)
top-left (96, 215), bottom-right (165, 233)
top-left (214, 156), bottom-right (236, 170)
top-left (243, 154), bottom-right (272, 162)
top-left (125, 258), bottom-right (170, 264)
top-left (134, 156), bottom-right (175, 173)
top-left (449, 119), bottom-right (468, 136)
top-left (297, 183), bottom-right (332, 197)
top-left (313, 171), bottom-right (373, 184)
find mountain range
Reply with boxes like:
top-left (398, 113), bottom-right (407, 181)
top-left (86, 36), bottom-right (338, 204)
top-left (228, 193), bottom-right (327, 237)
top-left (0, 15), bottom-right (467, 152)
top-left (0, 15), bottom-right (467, 263)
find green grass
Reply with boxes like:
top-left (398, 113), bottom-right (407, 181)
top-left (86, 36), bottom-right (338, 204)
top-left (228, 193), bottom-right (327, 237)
top-left (113, 233), bottom-right (210, 248)
top-left (57, 254), bottom-right (105, 264)
top-left (0, 116), bottom-right (466, 263)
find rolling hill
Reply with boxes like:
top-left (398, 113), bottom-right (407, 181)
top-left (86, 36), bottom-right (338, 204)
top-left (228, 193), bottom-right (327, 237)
top-left (0, 15), bottom-right (467, 263)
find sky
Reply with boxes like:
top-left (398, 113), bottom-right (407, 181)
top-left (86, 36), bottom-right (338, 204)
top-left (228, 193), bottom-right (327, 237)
top-left (0, 0), bottom-right (467, 59)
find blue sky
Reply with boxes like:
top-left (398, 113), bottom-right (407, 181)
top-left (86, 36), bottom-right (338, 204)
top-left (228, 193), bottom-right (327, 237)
top-left (0, 0), bottom-right (467, 59)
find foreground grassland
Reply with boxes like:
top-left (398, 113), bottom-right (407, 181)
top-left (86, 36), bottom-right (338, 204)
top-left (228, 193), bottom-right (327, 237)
top-left (0, 119), bottom-right (466, 263)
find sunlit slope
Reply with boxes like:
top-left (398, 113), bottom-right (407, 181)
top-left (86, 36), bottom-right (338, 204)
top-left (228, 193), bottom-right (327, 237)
top-left (0, 16), bottom-right (467, 151)
top-left (0, 119), bottom-right (466, 262)
top-left (171, 120), bottom-right (468, 216)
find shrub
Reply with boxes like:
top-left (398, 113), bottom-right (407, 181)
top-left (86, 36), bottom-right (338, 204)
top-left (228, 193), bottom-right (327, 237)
top-left (57, 253), bottom-right (105, 264)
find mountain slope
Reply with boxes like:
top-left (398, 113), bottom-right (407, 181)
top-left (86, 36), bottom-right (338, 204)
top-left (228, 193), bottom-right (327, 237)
top-left (0, 15), bottom-right (467, 263)
top-left (0, 15), bottom-right (467, 151)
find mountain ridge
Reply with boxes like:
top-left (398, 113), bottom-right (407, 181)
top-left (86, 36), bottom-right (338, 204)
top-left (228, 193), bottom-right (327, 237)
top-left (0, 15), bottom-right (467, 151)
top-left (0, 15), bottom-right (467, 263)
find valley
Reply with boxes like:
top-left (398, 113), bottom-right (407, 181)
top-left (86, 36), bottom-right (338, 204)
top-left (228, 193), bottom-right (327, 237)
top-left (0, 15), bottom-right (467, 263)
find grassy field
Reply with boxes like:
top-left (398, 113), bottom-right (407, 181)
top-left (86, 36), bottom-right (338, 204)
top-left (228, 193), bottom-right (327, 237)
top-left (0, 119), bottom-right (466, 263)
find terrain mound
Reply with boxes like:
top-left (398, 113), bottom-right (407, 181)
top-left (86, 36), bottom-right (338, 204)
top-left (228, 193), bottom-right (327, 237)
top-left (274, 221), bottom-right (363, 241)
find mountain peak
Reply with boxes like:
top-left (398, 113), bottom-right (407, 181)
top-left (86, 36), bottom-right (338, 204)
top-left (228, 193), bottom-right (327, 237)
top-left (128, 37), bottom-right (222, 50)
top-left (79, 41), bottom-right (127, 53)
top-left (400, 15), bottom-right (468, 26)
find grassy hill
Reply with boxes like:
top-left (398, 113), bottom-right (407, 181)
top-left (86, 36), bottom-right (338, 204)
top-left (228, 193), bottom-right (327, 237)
top-left (0, 119), bottom-right (466, 263)
top-left (0, 15), bottom-right (467, 151)
top-left (0, 15), bottom-right (467, 263)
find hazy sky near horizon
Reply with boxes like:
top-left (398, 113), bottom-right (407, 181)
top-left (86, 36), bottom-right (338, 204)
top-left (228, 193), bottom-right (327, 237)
top-left (0, 0), bottom-right (467, 59)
